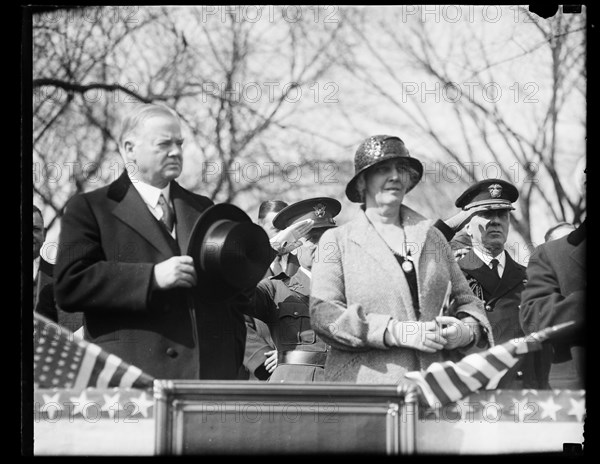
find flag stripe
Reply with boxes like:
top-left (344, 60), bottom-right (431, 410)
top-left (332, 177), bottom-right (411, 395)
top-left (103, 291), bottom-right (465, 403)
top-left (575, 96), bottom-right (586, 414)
top-left (119, 365), bottom-right (144, 388)
top-left (34, 313), bottom-right (155, 390)
top-left (132, 372), bottom-right (155, 389)
top-left (72, 343), bottom-right (102, 390)
top-left (443, 363), bottom-right (479, 397)
top-left (424, 370), bottom-right (452, 405)
top-left (404, 371), bottom-right (439, 407)
top-left (491, 344), bottom-right (522, 366)
top-left (86, 351), bottom-right (105, 388)
top-left (452, 359), bottom-right (490, 386)
top-left (403, 321), bottom-right (576, 408)
top-left (483, 352), bottom-right (510, 371)
top-left (426, 367), bottom-right (464, 403)
top-left (460, 352), bottom-right (507, 380)
top-left (96, 354), bottom-right (122, 389)
top-left (109, 361), bottom-right (129, 387)
top-left (485, 370), bottom-right (510, 390)
top-left (427, 361), bottom-right (481, 397)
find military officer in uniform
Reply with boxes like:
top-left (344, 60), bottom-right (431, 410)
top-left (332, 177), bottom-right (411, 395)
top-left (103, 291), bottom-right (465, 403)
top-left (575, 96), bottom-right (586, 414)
top-left (258, 200), bottom-right (301, 278)
top-left (247, 197), bottom-right (341, 382)
top-left (453, 178), bottom-right (538, 388)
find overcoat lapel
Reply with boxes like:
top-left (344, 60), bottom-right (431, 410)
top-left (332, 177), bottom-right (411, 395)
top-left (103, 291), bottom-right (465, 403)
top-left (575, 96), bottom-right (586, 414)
top-left (108, 172), bottom-right (177, 259)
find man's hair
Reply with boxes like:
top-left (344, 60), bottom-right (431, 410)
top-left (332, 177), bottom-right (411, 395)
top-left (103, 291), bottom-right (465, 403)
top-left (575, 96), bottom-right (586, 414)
top-left (258, 200), bottom-right (288, 221)
top-left (119, 104), bottom-right (179, 148)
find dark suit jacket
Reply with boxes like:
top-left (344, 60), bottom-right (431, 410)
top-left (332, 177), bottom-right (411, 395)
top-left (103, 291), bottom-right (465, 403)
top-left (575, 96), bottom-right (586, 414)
top-left (520, 224), bottom-right (585, 388)
top-left (456, 248), bottom-right (539, 388)
top-left (54, 171), bottom-right (247, 380)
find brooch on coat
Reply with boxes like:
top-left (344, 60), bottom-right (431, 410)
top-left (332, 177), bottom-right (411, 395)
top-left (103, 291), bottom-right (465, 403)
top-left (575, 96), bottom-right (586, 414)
top-left (401, 252), bottom-right (414, 273)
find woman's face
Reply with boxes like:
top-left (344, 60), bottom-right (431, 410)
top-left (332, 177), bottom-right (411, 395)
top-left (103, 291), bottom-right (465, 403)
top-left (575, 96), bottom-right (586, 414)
top-left (364, 159), bottom-right (410, 208)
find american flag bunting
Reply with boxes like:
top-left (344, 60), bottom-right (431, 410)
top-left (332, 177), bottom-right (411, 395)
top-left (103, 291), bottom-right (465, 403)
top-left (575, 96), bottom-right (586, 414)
top-left (34, 313), bottom-right (154, 390)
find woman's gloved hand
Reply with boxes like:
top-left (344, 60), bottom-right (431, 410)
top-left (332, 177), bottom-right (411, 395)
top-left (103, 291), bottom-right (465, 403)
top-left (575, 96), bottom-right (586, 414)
top-left (435, 316), bottom-right (476, 349)
top-left (385, 320), bottom-right (448, 353)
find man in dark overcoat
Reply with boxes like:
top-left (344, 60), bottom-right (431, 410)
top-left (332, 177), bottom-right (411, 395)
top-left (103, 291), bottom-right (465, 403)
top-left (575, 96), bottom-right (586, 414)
top-left (55, 104), bottom-right (248, 380)
top-left (520, 221), bottom-right (585, 389)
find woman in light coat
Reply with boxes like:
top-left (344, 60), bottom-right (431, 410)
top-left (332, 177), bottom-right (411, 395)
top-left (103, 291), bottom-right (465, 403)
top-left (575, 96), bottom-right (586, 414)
top-left (310, 135), bottom-right (493, 384)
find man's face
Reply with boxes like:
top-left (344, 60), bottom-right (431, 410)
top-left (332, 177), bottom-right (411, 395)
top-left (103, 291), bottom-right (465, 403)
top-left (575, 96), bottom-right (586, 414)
top-left (297, 228), bottom-right (327, 271)
top-left (124, 115), bottom-right (184, 188)
top-left (466, 209), bottom-right (510, 254)
top-left (259, 211), bottom-right (280, 239)
top-left (33, 211), bottom-right (45, 259)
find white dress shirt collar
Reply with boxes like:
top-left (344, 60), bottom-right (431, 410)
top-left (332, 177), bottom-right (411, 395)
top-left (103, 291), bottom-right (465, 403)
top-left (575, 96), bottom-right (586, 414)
top-left (128, 175), bottom-right (175, 238)
top-left (472, 247), bottom-right (506, 277)
top-left (129, 175), bottom-right (171, 210)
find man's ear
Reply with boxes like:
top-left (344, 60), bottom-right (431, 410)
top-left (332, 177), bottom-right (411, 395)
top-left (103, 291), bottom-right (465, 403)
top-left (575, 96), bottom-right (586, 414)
top-left (121, 139), bottom-right (136, 163)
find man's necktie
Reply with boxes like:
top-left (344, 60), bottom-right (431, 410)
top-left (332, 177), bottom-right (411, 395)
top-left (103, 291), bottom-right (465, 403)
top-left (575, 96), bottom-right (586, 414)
top-left (158, 194), bottom-right (174, 232)
top-left (490, 258), bottom-right (500, 280)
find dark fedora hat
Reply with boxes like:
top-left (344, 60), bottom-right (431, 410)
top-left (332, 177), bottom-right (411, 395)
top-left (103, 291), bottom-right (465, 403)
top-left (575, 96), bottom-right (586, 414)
top-left (345, 135), bottom-right (424, 203)
top-left (187, 204), bottom-right (273, 302)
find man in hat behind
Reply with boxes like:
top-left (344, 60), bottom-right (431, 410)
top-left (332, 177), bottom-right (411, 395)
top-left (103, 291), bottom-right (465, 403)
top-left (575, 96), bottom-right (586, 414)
top-left (246, 197), bottom-right (341, 382)
top-left (453, 178), bottom-right (539, 388)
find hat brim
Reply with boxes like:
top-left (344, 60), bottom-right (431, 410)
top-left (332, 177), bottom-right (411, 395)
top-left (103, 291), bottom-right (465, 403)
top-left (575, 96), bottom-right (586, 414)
top-left (272, 197), bottom-right (342, 230)
top-left (345, 155), bottom-right (423, 203)
top-left (187, 204), bottom-right (273, 302)
top-left (465, 203), bottom-right (516, 213)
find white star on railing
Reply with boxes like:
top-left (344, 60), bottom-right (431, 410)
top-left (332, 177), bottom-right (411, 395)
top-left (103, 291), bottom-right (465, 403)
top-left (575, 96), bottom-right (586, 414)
top-left (131, 390), bottom-right (154, 418)
top-left (101, 392), bottom-right (122, 419)
top-left (567, 398), bottom-right (586, 422)
top-left (538, 396), bottom-right (562, 421)
top-left (41, 392), bottom-right (63, 420)
top-left (69, 390), bottom-right (90, 416)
